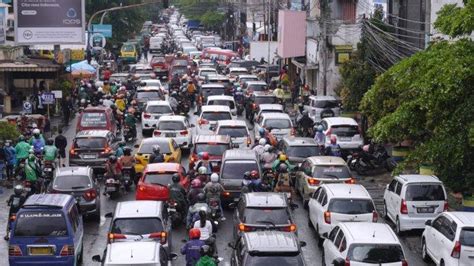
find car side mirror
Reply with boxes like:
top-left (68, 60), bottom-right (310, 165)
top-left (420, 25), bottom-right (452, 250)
top-left (227, 242), bottom-right (236, 250)
top-left (92, 255), bottom-right (101, 262)
top-left (425, 220), bottom-right (432, 226)
top-left (104, 212), bottom-right (113, 218)
top-left (299, 241), bottom-right (307, 247)
top-left (322, 232), bottom-right (329, 239)
top-left (333, 258), bottom-right (345, 266)
top-left (168, 253), bottom-right (178, 261)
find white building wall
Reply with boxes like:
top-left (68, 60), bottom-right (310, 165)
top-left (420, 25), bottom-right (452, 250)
top-left (430, 0), bottom-right (465, 39)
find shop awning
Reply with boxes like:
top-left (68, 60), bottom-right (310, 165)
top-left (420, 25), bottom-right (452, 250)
top-left (291, 58), bottom-right (318, 70)
top-left (0, 58), bottom-right (61, 72)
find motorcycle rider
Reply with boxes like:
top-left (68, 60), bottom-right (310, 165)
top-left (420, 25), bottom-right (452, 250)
top-left (115, 141), bottom-right (126, 157)
top-left (193, 210), bottom-right (213, 241)
top-left (261, 144), bottom-right (277, 170)
top-left (124, 108), bottom-right (137, 139)
top-left (118, 147), bottom-right (136, 184)
top-left (196, 245), bottom-right (217, 266)
top-left (196, 166), bottom-right (209, 184)
top-left (169, 91), bottom-right (179, 113)
top-left (110, 104), bottom-right (123, 131)
top-left (187, 80), bottom-right (197, 105)
top-left (325, 136), bottom-right (342, 157)
top-left (296, 110), bottom-right (314, 136)
top-left (274, 163), bottom-right (292, 195)
top-left (314, 125), bottom-right (326, 147)
top-left (43, 138), bottom-right (58, 167)
top-left (169, 173), bottom-right (188, 222)
top-left (241, 171), bottom-right (252, 194)
top-left (195, 152), bottom-right (212, 174)
top-left (186, 193), bottom-right (210, 228)
top-left (170, 73), bottom-right (181, 89)
top-left (4, 185), bottom-right (26, 240)
top-left (115, 94), bottom-right (126, 113)
top-left (188, 179), bottom-right (204, 206)
top-left (4, 140), bottom-right (16, 181)
top-left (25, 154), bottom-right (40, 195)
top-left (272, 153), bottom-right (295, 174)
top-left (252, 138), bottom-right (266, 158)
top-left (29, 129), bottom-right (45, 155)
top-left (203, 173), bottom-right (225, 221)
top-left (104, 155), bottom-right (122, 181)
top-left (181, 228), bottom-right (205, 266)
top-left (15, 135), bottom-right (30, 167)
top-left (148, 145), bottom-right (165, 163)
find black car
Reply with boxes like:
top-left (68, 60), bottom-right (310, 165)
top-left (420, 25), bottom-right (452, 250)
top-left (69, 130), bottom-right (117, 172)
top-left (277, 137), bottom-right (322, 165)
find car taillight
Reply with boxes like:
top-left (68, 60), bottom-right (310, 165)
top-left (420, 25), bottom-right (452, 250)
top-left (324, 211), bottom-right (331, 224)
top-left (69, 148), bottom-right (77, 155)
top-left (252, 103), bottom-right (256, 109)
top-left (444, 201), bottom-right (449, 211)
top-left (345, 178), bottom-right (356, 184)
top-left (108, 233), bottom-right (126, 242)
top-left (400, 199), bottom-right (408, 214)
top-left (180, 130), bottom-right (188, 135)
top-left (101, 147), bottom-right (112, 154)
top-left (9, 214), bottom-right (16, 221)
top-left (451, 241), bottom-right (461, 258)
top-left (372, 211), bottom-right (378, 222)
top-left (150, 231), bottom-right (167, 244)
top-left (308, 178), bottom-right (320, 185)
top-left (345, 257), bottom-right (350, 266)
top-left (222, 191), bottom-right (230, 197)
top-left (9, 245), bottom-right (22, 256)
top-left (282, 224), bottom-right (297, 232)
top-left (198, 119), bottom-right (209, 125)
top-left (190, 155), bottom-right (197, 162)
top-left (238, 223), bottom-right (251, 232)
top-left (83, 189), bottom-right (97, 201)
top-left (60, 245), bottom-right (74, 256)
top-left (138, 185), bottom-right (146, 192)
top-left (154, 130), bottom-right (161, 136)
top-left (401, 259), bottom-right (408, 266)
top-left (143, 113), bottom-right (151, 119)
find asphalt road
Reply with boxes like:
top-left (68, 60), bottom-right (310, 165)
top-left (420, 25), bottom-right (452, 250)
top-left (0, 94), bottom-right (431, 266)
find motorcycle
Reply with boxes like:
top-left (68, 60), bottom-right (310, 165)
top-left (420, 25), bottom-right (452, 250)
top-left (347, 144), bottom-right (397, 175)
top-left (297, 126), bottom-right (313, 138)
top-left (123, 125), bottom-right (135, 142)
top-left (104, 178), bottom-right (121, 198)
top-left (167, 199), bottom-right (183, 228)
top-left (236, 102), bottom-right (244, 116)
top-left (122, 167), bottom-right (133, 191)
top-left (42, 161), bottom-right (54, 189)
top-left (208, 198), bottom-right (222, 226)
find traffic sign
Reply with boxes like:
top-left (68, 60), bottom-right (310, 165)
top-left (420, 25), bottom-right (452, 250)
top-left (90, 33), bottom-right (106, 50)
top-left (92, 24), bottom-right (112, 38)
top-left (23, 101), bottom-right (32, 114)
top-left (41, 92), bottom-right (55, 105)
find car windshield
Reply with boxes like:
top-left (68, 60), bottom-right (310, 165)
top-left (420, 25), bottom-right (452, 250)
top-left (243, 207), bottom-right (290, 225)
top-left (146, 105), bottom-right (172, 114)
top-left (202, 112), bottom-right (231, 121)
top-left (158, 121), bottom-right (186, 130)
top-left (222, 160), bottom-right (258, 179)
top-left (14, 212), bottom-right (68, 237)
top-left (313, 165), bottom-right (351, 179)
top-left (137, 91), bottom-right (160, 99)
top-left (331, 125), bottom-right (359, 137)
top-left (74, 137), bottom-right (106, 149)
top-left (286, 146), bottom-right (320, 158)
top-left (172, 67), bottom-right (187, 75)
top-left (144, 172), bottom-right (175, 186)
top-left (152, 57), bottom-right (166, 63)
top-left (208, 100), bottom-right (235, 109)
top-left (405, 184), bottom-right (445, 201)
top-left (328, 199), bottom-right (375, 214)
top-left (217, 126), bottom-right (248, 138)
top-left (460, 228), bottom-right (474, 247)
top-left (312, 100), bottom-right (339, 108)
top-left (139, 141), bottom-right (170, 154)
top-left (53, 175), bottom-right (92, 190)
top-left (255, 97), bottom-right (277, 105)
top-left (202, 88), bottom-right (226, 97)
top-left (112, 217), bottom-right (163, 235)
top-left (249, 85), bottom-right (268, 92)
top-left (201, 70), bottom-right (216, 76)
top-left (245, 254), bottom-right (305, 266)
top-left (264, 119), bottom-right (291, 129)
top-left (122, 44), bottom-right (135, 52)
top-left (80, 112), bottom-right (107, 127)
top-left (348, 244), bottom-right (405, 263)
top-left (195, 144), bottom-right (228, 156)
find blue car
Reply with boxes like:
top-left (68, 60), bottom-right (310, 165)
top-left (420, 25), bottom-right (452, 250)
top-left (9, 194), bottom-right (84, 265)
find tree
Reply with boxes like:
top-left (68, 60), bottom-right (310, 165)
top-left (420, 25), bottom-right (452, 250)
top-left (360, 1), bottom-right (474, 191)
top-left (0, 122), bottom-right (20, 141)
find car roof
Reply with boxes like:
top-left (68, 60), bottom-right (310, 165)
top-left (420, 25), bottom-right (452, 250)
top-left (307, 156), bottom-right (347, 165)
top-left (75, 130), bottom-right (110, 138)
top-left (84, 106), bottom-right (110, 112)
top-left (323, 184), bottom-right (371, 199)
top-left (223, 149), bottom-right (257, 159)
top-left (194, 134), bottom-right (231, 143)
top-left (140, 137), bottom-right (170, 146)
top-left (447, 212), bottom-right (474, 226)
top-left (396, 174), bottom-right (441, 184)
top-left (200, 67), bottom-right (217, 72)
top-left (201, 105), bottom-right (231, 112)
top-left (145, 162), bottom-right (180, 172)
top-left (207, 75), bottom-right (229, 80)
top-left (201, 84), bottom-right (225, 88)
top-left (23, 194), bottom-right (73, 209)
top-left (114, 200), bottom-right (164, 219)
top-left (282, 136), bottom-right (317, 146)
top-left (207, 95), bottom-right (234, 101)
top-left (309, 95), bottom-right (338, 101)
top-left (229, 67), bottom-right (248, 72)
top-left (259, 104), bottom-right (283, 110)
top-left (238, 74), bottom-right (258, 79)
top-left (145, 100), bottom-right (170, 106)
top-left (217, 119), bottom-right (247, 127)
top-left (137, 86), bottom-right (160, 91)
top-left (261, 112), bottom-right (291, 119)
top-left (244, 231), bottom-right (299, 253)
top-left (244, 192), bottom-right (288, 208)
top-left (340, 223), bottom-right (400, 244)
top-left (158, 115), bottom-right (186, 122)
top-left (323, 117), bottom-right (358, 126)
top-left (106, 242), bottom-right (162, 264)
top-left (56, 167), bottom-right (91, 177)
top-left (246, 81), bottom-right (267, 85)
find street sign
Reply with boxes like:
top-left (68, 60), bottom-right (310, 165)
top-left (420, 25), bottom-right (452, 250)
top-left (41, 92), bottom-right (55, 105)
top-left (23, 101), bottom-right (32, 114)
top-left (92, 24), bottom-right (112, 38)
top-left (52, 90), bottom-right (63, 99)
top-left (90, 33), bottom-right (106, 50)
top-left (14, 0), bottom-right (86, 44)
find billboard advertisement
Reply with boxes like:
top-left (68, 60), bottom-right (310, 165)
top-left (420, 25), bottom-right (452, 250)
top-left (92, 24), bottom-right (112, 38)
top-left (277, 10), bottom-right (306, 58)
top-left (15, 0), bottom-right (85, 44)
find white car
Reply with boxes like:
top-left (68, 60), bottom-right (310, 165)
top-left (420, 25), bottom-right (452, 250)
top-left (207, 95), bottom-right (237, 116)
top-left (304, 95), bottom-right (341, 122)
top-left (141, 101), bottom-right (173, 137)
top-left (198, 67), bottom-right (218, 81)
top-left (321, 117), bottom-right (363, 150)
top-left (254, 112), bottom-right (294, 140)
top-left (149, 36), bottom-right (164, 53)
top-left (214, 120), bottom-right (251, 148)
top-left (309, 184), bottom-right (377, 245)
top-left (92, 242), bottom-right (176, 266)
top-left (383, 174), bottom-right (448, 234)
top-left (198, 105), bottom-right (233, 135)
top-left (153, 115), bottom-right (194, 149)
top-left (254, 103), bottom-right (284, 121)
top-left (323, 222), bottom-right (408, 266)
top-left (422, 212), bottom-right (474, 266)
top-left (140, 79), bottom-right (165, 94)
top-left (228, 67), bottom-right (249, 82)
top-left (236, 74), bottom-right (258, 86)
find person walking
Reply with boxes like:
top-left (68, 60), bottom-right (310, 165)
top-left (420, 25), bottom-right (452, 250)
top-left (4, 140), bottom-right (16, 182)
top-left (54, 129), bottom-right (68, 167)
top-left (62, 96), bottom-right (74, 126)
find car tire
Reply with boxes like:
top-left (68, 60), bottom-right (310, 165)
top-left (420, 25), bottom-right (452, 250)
top-left (321, 248), bottom-right (326, 266)
top-left (78, 243), bottom-right (83, 265)
top-left (440, 260), bottom-right (445, 266)
top-left (93, 206), bottom-right (101, 223)
top-left (421, 238), bottom-right (431, 262)
top-left (316, 225), bottom-right (324, 247)
top-left (383, 201), bottom-right (389, 219)
top-left (396, 217), bottom-right (404, 236)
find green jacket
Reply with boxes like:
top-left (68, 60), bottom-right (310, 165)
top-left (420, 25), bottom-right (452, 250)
top-left (196, 256), bottom-right (216, 266)
top-left (15, 141), bottom-right (31, 159)
top-left (43, 145), bottom-right (58, 161)
top-left (124, 114), bottom-right (137, 128)
top-left (25, 160), bottom-right (39, 181)
top-left (271, 159), bottom-right (295, 172)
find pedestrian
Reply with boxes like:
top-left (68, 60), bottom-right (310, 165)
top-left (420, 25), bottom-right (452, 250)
top-left (0, 141), bottom-right (6, 188)
top-left (54, 129), bottom-right (67, 167)
top-left (36, 90), bottom-right (45, 115)
top-left (61, 95), bottom-right (73, 126)
top-left (4, 140), bottom-right (16, 181)
top-left (292, 74), bottom-right (301, 104)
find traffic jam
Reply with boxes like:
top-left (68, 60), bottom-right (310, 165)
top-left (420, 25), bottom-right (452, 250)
top-left (4, 8), bottom-right (474, 266)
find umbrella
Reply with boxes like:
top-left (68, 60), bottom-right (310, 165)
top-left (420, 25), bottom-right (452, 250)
top-left (66, 60), bottom-right (96, 73)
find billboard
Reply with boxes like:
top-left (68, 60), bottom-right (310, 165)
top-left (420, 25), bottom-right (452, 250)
top-left (92, 24), bottom-right (112, 38)
top-left (277, 10), bottom-right (306, 58)
top-left (15, 0), bottom-right (85, 44)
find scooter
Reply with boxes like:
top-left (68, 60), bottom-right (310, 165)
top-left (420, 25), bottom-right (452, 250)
top-left (167, 199), bottom-right (183, 228)
top-left (208, 198), bottom-right (222, 227)
top-left (347, 144), bottom-right (397, 175)
top-left (236, 102), bottom-right (244, 116)
top-left (104, 177), bottom-right (121, 199)
top-left (123, 125), bottom-right (136, 142)
top-left (122, 167), bottom-right (133, 191)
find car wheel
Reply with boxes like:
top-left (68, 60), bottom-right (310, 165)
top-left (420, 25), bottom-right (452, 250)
top-left (78, 243), bottom-right (83, 264)
top-left (440, 260), bottom-right (445, 266)
top-left (93, 206), bottom-right (101, 223)
top-left (321, 248), bottom-right (326, 266)
top-left (316, 225), bottom-right (323, 247)
top-left (396, 217), bottom-right (404, 236)
top-left (421, 238), bottom-right (431, 262)
top-left (383, 201), bottom-right (389, 219)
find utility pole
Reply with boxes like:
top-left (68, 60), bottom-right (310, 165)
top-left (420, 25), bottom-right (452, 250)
top-left (320, 0), bottom-right (329, 96)
top-left (267, 0), bottom-right (271, 64)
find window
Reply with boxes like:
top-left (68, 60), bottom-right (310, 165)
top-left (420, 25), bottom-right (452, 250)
top-left (301, 161), bottom-right (312, 176)
top-left (460, 228), bottom-right (474, 247)
top-left (347, 244), bottom-right (405, 263)
top-left (340, 237), bottom-right (347, 252)
top-left (432, 216), bottom-right (445, 232)
top-left (337, 0), bottom-right (356, 23)
top-left (317, 189), bottom-right (326, 204)
top-left (334, 229), bottom-right (344, 248)
top-left (157, 121), bottom-right (186, 130)
top-left (441, 218), bottom-right (457, 241)
top-left (15, 212), bottom-right (68, 237)
top-left (111, 217), bottom-right (164, 235)
top-left (221, 160), bottom-right (259, 179)
top-left (329, 227), bottom-right (339, 242)
top-left (328, 199), bottom-right (375, 214)
top-left (312, 187), bottom-right (322, 199)
top-left (395, 182), bottom-right (402, 195)
top-left (68, 205), bottom-right (80, 233)
top-left (405, 184), bottom-right (446, 201)
top-left (388, 180), bottom-right (397, 192)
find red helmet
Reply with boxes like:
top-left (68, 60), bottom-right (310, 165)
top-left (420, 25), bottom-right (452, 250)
top-left (330, 136), bottom-right (337, 145)
top-left (202, 152), bottom-right (209, 161)
top-left (191, 178), bottom-right (202, 188)
top-left (189, 228), bottom-right (201, 240)
top-left (250, 170), bottom-right (259, 179)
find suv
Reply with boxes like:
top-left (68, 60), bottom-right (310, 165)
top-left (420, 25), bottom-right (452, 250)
top-left (9, 194), bottom-right (83, 265)
top-left (383, 174), bottom-right (448, 234)
top-left (135, 86), bottom-right (165, 117)
top-left (76, 106), bottom-right (118, 137)
top-left (304, 95), bottom-right (341, 122)
top-left (189, 135), bottom-right (234, 170)
top-left (69, 130), bottom-right (116, 172)
top-left (93, 242), bottom-right (176, 266)
top-left (254, 113), bottom-right (294, 141)
top-left (295, 156), bottom-right (355, 207)
top-left (215, 120), bottom-right (251, 148)
top-left (220, 149), bottom-right (261, 204)
top-left (198, 105), bottom-right (233, 135)
top-left (277, 137), bottom-right (321, 165)
top-left (233, 192), bottom-right (296, 239)
top-left (50, 166), bottom-right (100, 221)
top-left (229, 231), bottom-right (306, 266)
top-left (320, 117), bottom-right (363, 151)
top-left (422, 212), bottom-right (474, 266)
top-left (141, 101), bottom-right (173, 137)
top-left (322, 222), bottom-right (407, 266)
top-left (308, 184), bottom-right (377, 245)
top-left (207, 95), bottom-right (237, 116)
top-left (106, 200), bottom-right (172, 252)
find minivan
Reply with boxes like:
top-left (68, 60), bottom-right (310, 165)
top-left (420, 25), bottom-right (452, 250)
top-left (76, 106), bottom-right (118, 137)
top-left (9, 194), bottom-right (83, 266)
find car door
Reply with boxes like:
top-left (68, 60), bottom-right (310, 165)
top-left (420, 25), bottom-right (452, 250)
top-left (430, 215), bottom-right (448, 263)
top-left (324, 226), bottom-right (341, 264)
top-left (384, 179), bottom-right (397, 220)
top-left (309, 187), bottom-right (322, 227)
top-left (392, 181), bottom-right (403, 219)
top-left (316, 188), bottom-right (328, 231)
top-left (69, 204), bottom-right (83, 261)
top-left (439, 216), bottom-right (457, 264)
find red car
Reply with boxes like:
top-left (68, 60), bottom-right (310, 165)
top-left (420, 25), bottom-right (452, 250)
top-left (136, 163), bottom-right (190, 201)
top-left (150, 56), bottom-right (169, 79)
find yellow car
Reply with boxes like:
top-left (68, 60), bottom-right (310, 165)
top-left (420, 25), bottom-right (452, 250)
top-left (134, 137), bottom-right (182, 173)
top-left (120, 42), bottom-right (138, 64)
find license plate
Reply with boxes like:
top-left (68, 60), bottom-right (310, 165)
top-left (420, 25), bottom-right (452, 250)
top-left (43, 168), bottom-right (52, 172)
top-left (24, 187), bottom-right (31, 192)
top-left (83, 154), bottom-right (97, 159)
top-left (167, 208), bottom-right (176, 212)
top-left (233, 197), bottom-right (239, 202)
top-left (339, 137), bottom-right (351, 142)
top-left (165, 133), bottom-right (175, 137)
top-left (417, 207), bottom-right (434, 213)
top-left (106, 186), bottom-right (116, 192)
top-left (29, 247), bottom-right (54, 255)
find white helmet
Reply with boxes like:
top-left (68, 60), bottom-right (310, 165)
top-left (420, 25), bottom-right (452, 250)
top-left (210, 173), bottom-right (219, 183)
top-left (98, 87), bottom-right (103, 93)
top-left (264, 144), bottom-right (272, 152)
top-left (198, 166), bottom-right (207, 175)
top-left (32, 128), bottom-right (40, 135)
top-left (259, 138), bottom-right (267, 146)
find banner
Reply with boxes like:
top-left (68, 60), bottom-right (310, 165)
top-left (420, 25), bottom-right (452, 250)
top-left (15, 0), bottom-right (85, 44)
top-left (92, 24), bottom-right (112, 38)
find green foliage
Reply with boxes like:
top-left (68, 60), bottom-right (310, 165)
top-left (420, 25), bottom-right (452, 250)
top-left (176, 0), bottom-right (224, 31)
top-left (200, 11), bottom-right (225, 29)
top-left (434, 0), bottom-right (474, 38)
top-left (0, 122), bottom-right (20, 141)
top-left (52, 79), bottom-right (73, 97)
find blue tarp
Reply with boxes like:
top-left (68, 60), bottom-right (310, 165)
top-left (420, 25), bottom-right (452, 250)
top-left (65, 60), bottom-right (96, 73)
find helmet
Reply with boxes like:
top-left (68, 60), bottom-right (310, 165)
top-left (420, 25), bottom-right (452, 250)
top-left (14, 184), bottom-right (24, 195)
top-left (200, 245), bottom-right (211, 256)
top-left (243, 171), bottom-right (251, 180)
top-left (279, 163), bottom-right (288, 173)
top-left (250, 170), bottom-right (259, 179)
top-left (210, 173), bottom-right (219, 183)
top-left (19, 135), bottom-right (25, 142)
top-left (47, 138), bottom-right (54, 145)
top-left (302, 110), bottom-right (309, 116)
top-left (279, 154), bottom-right (287, 161)
top-left (152, 145), bottom-right (161, 154)
top-left (330, 136), bottom-right (337, 145)
top-left (109, 155), bottom-right (117, 163)
top-left (201, 152), bottom-right (209, 161)
top-left (258, 138), bottom-right (266, 146)
top-left (191, 179), bottom-right (202, 188)
top-left (118, 141), bottom-right (126, 147)
top-left (316, 125), bottom-right (323, 132)
top-left (197, 193), bottom-right (206, 202)
top-left (237, 87), bottom-right (242, 92)
top-left (171, 91), bottom-right (177, 97)
top-left (172, 173), bottom-right (180, 183)
top-left (189, 228), bottom-right (201, 240)
top-left (123, 147), bottom-right (132, 155)
top-left (198, 166), bottom-right (207, 175)
top-left (258, 128), bottom-right (265, 137)
top-left (110, 104), bottom-right (117, 110)
top-left (32, 128), bottom-right (40, 135)
top-left (264, 144), bottom-right (272, 152)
